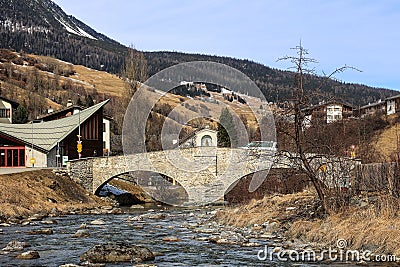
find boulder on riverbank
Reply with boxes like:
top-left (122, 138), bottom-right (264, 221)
top-left (80, 242), bottom-right (154, 263)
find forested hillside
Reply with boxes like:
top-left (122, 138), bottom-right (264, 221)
top-left (144, 51), bottom-right (398, 106)
top-left (0, 0), bottom-right (397, 107)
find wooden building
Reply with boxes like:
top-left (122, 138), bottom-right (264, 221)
top-left (0, 100), bottom-right (109, 167)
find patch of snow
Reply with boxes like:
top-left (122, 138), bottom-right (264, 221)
top-left (54, 17), bottom-right (97, 40)
top-left (221, 88), bottom-right (232, 94)
top-left (98, 184), bottom-right (127, 197)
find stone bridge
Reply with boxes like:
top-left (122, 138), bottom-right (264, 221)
top-left (67, 147), bottom-right (283, 205)
top-left (67, 147), bottom-right (360, 205)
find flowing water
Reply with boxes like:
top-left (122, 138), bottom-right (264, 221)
top-left (0, 206), bottom-right (351, 267)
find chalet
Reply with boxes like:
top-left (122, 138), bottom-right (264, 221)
top-left (0, 100), bottom-right (109, 168)
top-left (180, 128), bottom-right (217, 148)
top-left (0, 96), bottom-right (20, 124)
top-left (302, 101), bottom-right (354, 127)
top-left (36, 100), bottom-right (112, 155)
top-left (359, 100), bottom-right (386, 118)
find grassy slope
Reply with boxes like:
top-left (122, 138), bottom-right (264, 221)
top-left (215, 190), bottom-right (400, 255)
top-left (0, 169), bottom-right (106, 218)
top-left (375, 120), bottom-right (400, 160)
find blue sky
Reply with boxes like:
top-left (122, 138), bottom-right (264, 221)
top-left (53, 0), bottom-right (400, 90)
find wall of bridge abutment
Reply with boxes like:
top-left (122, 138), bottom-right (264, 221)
top-left (67, 158), bottom-right (94, 192)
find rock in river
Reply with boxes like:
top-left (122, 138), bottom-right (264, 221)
top-left (80, 242), bottom-right (154, 263)
top-left (15, 250), bottom-right (40, 260)
top-left (2, 240), bottom-right (30, 251)
top-left (162, 236), bottom-right (181, 242)
top-left (27, 228), bottom-right (53, 235)
top-left (90, 219), bottom-right (105, 225)
top-left (72, 229), bottom-right (90, 238)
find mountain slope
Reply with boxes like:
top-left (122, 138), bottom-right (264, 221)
top-left (144, 51), bottom-right (398, 106)
top-left (0, 0), bottom-right (126, 73)
top-left (0, 0), bottom-right (397, 106)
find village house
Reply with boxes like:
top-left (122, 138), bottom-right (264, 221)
top-left (302, 101), bottom-right (354, 127)
top-left (0, 100), bottom-right (109, 168)
top-left (36, 100), bottom-right (112, 155)
top-left (358, 94), bottom-right (400, 117)
top-left (0, 96), bottom-right (20, 124)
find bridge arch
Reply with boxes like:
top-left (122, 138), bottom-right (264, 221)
top-left (94, 170), bottom-right (189, 205)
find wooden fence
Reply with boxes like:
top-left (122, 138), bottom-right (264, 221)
top-left (353, 162), bottom-right (400, 196)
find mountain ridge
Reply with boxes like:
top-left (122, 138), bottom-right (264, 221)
top-left (0, 0), bottom-right (397, 106)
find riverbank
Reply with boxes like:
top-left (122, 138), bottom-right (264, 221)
top-left (215, 189), bottom-right (400, 258)
top-left (0, 169), bottom-right (111, 221)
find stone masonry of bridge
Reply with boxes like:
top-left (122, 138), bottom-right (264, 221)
top-left (67, 147), bottom-right (279, 205)
top-left (67, 147), bottom-right (359, 205)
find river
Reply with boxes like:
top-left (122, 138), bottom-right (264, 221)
top-left (0, 206), bottom-right (349, 267)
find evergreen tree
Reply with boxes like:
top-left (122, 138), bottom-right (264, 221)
top-left (217, 108), bottom-right (237, 147)
top-left (13, 105), bottom-right (28, 124)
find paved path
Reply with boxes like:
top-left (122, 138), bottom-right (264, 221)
top-left (0, 168), bottom-right (44, 175)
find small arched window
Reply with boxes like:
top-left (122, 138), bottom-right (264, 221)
top-left (201, 135), bottom-right (213, 147)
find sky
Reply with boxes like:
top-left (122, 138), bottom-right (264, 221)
top-left (52, 0), bottom-right (400, 90)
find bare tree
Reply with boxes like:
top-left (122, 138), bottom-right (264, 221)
top-left (277, 43), bottom-right (360, 213)
top-left (112, 47), bottom-right (148, 134)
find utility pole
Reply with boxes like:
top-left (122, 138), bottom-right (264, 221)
top-left (77, 109), bottom-right (82, 158)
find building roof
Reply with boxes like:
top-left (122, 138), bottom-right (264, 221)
top-left (0, 96), bottom-right (20, 109)
top-left (37, 103), bottom-right (113, 121)
top-left (36, 104), bottom-right (84, 120)
top-left (385, 94), bottom-right (400, 101)
top-left (0, 100), bottom-right (109, 152)
top-left (360, 100), bottom-right (385, 110)
top-left (302, 101), bottom-right (354, 113)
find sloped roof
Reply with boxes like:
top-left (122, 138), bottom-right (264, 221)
top-left (0, 96), bottom-right (20, 109)
top-left (0, 100), bottom-right (109, 152)
top-left (36, 104), bottom-right (84, 120)
top-left (302, 101), bottom-right (354, 113)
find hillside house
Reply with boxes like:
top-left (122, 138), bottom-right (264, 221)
top-left (359, 100), bottom-right (387, 117)
top-left (0, 96), bottom-right (20, 124)
top-left (302, 101), bottom-right (354, 127)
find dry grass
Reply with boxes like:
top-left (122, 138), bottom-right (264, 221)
top-left (375, 121), bottom-right (400, 160)
top-left (215, 189), bottom-right (317, 228)
top-left (288, 195), bottom-right (400, 255)
top-left (69, 65), bottom-right (125, 97)
top-left (0, 169), bottom-right (106, 218)
top-left (216, 189), bottom-right (400, 255)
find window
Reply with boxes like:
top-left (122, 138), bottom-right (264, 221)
top-left (103, 123), bottom-right (106, 132)
top-left (0, 108), bottom-right (10, 118)
top-left (334, 115), bottom-right (342, 120)
top-left (201, 135), bottom-right (213, 147)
